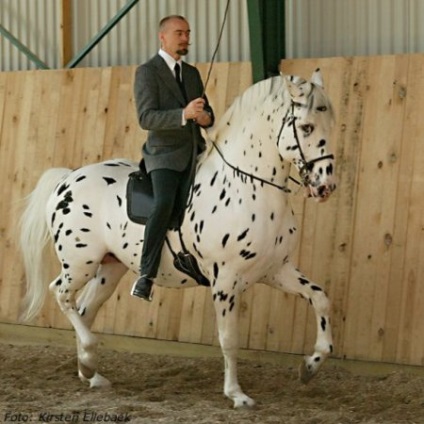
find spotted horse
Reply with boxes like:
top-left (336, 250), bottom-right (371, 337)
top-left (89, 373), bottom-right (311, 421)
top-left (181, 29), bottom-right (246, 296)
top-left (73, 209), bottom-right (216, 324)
top-left (20, 69), bottom-right (336, 408)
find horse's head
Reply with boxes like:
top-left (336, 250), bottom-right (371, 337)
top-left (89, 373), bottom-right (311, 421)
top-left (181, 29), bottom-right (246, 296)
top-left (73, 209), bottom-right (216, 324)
top-left (278, 69), bottom-right (336, 202)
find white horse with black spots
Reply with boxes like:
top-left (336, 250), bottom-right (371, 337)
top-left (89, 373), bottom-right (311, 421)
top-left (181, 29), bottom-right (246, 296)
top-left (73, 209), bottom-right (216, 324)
top-left (20, 69), bottom-right (336, 408)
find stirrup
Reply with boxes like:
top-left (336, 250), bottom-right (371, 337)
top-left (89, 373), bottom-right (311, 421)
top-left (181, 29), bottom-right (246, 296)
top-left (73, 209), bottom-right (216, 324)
top-left (174, 251), bottom-right (210, 287)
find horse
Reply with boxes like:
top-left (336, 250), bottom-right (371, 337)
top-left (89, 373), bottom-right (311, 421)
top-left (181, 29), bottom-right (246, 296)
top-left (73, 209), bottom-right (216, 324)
top-left (19, 69), bottom-right (336, 408)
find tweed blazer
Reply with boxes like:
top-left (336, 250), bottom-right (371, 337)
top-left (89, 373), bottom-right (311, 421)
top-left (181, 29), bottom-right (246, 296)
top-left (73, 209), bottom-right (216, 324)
top-left (134, 54), bottom-right (214, 173)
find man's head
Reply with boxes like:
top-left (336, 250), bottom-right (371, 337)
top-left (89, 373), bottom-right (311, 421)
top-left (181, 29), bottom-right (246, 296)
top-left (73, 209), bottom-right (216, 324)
top-left (159, 15), bottom-right (191, 60)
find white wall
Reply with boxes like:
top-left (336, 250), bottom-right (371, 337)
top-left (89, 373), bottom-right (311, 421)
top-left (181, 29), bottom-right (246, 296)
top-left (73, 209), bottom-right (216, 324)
top-left (1, 0), bottom-right (424, 71)
top-left (0, 0), bottom-right (250, 71)
top-left (285, 0), bottom-right (424, 58)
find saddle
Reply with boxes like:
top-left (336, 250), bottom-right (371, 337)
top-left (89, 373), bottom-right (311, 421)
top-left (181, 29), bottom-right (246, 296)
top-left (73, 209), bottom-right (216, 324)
top-left (126, 162), bottom-right (210, 287)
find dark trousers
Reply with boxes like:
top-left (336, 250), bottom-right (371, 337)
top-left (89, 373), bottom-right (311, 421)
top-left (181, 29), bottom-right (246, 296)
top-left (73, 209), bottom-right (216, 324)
top-left (140, 165), bottom-right (192, 278)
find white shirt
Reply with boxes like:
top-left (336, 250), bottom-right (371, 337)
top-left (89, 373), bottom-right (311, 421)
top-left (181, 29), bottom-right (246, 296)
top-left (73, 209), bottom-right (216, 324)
top-left (158, 49), bottom-right (186, 126)
top-left (159, 49), bottom-right (183, 80)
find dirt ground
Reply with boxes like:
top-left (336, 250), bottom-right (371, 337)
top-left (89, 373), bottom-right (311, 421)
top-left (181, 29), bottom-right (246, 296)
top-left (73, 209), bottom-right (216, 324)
top-left (1, 343), bottom-right (424, 424)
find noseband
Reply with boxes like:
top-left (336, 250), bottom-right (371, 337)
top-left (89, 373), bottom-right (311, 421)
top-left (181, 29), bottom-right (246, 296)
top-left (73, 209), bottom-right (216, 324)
top-left (277, 97), bottom-right (334, 187)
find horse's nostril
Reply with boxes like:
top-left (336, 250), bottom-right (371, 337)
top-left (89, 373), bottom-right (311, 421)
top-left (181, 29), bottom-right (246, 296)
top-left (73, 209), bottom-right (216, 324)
top-left (318, 186), bottom-right (326, 196)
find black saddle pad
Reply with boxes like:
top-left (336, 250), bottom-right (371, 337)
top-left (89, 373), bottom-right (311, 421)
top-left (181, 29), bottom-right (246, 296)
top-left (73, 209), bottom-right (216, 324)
top-left (126, 169), bottom-right (179, 229)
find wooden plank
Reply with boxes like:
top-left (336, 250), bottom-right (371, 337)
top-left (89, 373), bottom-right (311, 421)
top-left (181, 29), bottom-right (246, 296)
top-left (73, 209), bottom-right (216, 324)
top-left (60, 0), bottom-right (73, 67)
top-left (394, 54), bottom-right (424, 365)
top-left (342, 55), bottom-right (409, 361)
top-left (0, 72), bottom-right (29, 323)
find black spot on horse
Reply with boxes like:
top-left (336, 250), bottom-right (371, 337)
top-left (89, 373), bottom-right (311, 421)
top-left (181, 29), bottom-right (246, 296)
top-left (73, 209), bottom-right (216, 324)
top-left (311, 285), bottom-right (323, 292)
top-left (321, 317), bottom-right (327, 332)
top-left (240, 250), bottom-right (257, 260)
top-left (57, 183), bottom-right (70, 196)
top-left (237, 229), bottom-right (249, 242)
top-left (76, 243), bottom-right (87, 248)
top-left (210, 171), bottom-right (218, 186)
top-left (75, 175), bottom-right (87, 182)
top-left (117, 195), bottom-right (122, 207)
top-left (222, 234), bottom-right (230, 248)
top-left (103, 177), bottom-right (117, 185)
top-left (299, 277), bottom-right (309, 285)
top-left (213, 262), bottom-right (219, 279)
top-left (100, 278), bottom-right (106, 285)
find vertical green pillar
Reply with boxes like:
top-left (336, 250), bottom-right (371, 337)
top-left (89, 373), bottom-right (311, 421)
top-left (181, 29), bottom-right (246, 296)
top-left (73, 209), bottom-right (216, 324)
top-left (246, 0), bottom-right (286, 83)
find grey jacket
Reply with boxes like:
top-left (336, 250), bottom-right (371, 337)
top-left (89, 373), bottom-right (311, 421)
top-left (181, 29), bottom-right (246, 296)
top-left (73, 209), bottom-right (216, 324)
top-left (134, 54), bottom-right (214, 173)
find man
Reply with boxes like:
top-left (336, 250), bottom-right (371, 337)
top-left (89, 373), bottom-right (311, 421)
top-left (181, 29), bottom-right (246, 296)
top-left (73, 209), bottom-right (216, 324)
top-left (131, 15), bottom-right (214, 301)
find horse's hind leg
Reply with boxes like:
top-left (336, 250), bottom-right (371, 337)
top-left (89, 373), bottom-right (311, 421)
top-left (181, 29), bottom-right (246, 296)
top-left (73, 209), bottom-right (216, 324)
top-left (49, 258), bottom-right (126, 388)
top-left (75, 259), bottom-right (127, 387)
top-left (266, 262), bottom-right (333, 383)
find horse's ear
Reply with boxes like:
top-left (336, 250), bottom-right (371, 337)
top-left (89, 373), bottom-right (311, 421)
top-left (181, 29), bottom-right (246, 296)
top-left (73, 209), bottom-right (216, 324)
top-left (311, 68), bottom-right (324, 88)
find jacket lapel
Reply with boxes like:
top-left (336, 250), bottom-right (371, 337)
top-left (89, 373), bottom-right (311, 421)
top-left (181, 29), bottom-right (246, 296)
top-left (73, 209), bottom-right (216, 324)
top-left (153, 55), bottom-right (186, 106)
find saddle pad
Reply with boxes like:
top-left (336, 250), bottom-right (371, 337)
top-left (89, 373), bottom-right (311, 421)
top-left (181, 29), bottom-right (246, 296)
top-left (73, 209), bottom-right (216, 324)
top-left (126, 171), bottom-right (179, 228)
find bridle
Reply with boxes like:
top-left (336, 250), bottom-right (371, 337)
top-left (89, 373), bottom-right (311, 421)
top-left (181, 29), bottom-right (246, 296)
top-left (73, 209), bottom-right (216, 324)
top-left (212, 93), bottom-right (334, 192)
top-left (277, 94), bottom-right (334, 188)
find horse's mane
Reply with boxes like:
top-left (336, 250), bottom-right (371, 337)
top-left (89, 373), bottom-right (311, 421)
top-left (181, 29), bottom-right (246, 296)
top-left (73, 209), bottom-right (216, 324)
top-left (207, 76), bottom-right (286, 141)
top-left (201, 74), bottom-right (334, 164)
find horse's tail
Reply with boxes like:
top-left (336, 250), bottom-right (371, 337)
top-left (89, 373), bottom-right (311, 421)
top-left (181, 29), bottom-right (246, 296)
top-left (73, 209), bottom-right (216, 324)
top-left (19, 167), bottom-right (72, 322)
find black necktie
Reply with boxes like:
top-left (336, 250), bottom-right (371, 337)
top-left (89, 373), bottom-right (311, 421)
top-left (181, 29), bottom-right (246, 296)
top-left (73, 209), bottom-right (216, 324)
top-left (174, 63), bottom-right (187, 102)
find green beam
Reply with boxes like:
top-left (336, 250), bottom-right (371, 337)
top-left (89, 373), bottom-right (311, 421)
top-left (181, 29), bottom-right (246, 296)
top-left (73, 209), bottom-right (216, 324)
top-left (0, 24), bottom-right (49, 69)
top-left (65, 0), bottom-right (140, 68)
top-left (246, 0), bottom-right (286, 83)
top-left (246, 0), bottom-right (266, 83)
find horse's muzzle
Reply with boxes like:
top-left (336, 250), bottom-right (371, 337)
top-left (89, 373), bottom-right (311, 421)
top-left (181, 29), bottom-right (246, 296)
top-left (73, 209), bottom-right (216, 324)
top-left (305, 182), bottom-right (337, 202)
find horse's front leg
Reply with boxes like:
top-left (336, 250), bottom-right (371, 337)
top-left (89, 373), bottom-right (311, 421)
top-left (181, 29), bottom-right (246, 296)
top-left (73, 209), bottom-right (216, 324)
top-left (266, 262), bottom-right (333, 383)
top-left (213, 282), bottom-right (255, 408)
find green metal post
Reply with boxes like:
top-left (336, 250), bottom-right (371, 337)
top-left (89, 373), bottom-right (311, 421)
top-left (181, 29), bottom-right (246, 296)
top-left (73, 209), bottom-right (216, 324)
top-left (0, 24), bottom-right (49, 69)
top-left (246, 0), bottom-right (286, 83)
top-left (65, 0), bottom-right (140, 68)
top-left (246, 0), bottom-right (265, 83)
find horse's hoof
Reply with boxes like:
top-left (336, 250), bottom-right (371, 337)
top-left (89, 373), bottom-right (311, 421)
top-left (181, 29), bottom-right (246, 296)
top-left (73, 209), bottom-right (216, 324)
top-left (233, 395), bottom-right (256, 409)
top-left (79, 371), bottom-right (112, 388)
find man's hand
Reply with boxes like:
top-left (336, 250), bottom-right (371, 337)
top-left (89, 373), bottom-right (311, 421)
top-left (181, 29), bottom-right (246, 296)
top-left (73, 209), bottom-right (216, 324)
top-left (184, 97), bottom-right (206, 121)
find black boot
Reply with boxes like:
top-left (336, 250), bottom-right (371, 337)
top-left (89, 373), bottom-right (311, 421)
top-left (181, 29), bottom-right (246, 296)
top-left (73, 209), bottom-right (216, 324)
top-left (131, 275), bottom-right (153, 301)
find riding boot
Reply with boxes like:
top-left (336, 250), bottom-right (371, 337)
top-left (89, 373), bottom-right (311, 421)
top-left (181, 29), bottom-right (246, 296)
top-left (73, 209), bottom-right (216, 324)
top-left (131, 275), bottom-right (154, 301)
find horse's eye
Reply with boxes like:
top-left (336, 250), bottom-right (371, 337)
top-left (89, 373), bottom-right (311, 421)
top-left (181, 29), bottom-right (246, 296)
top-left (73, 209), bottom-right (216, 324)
top-left (300, 124), bottom-right (314, 136)
top-left (316, 105), bottom-right (327, 112)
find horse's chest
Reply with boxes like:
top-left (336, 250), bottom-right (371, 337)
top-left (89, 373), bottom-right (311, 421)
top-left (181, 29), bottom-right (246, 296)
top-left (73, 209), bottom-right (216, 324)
top-left (186, 184), bottom-right (297, 268)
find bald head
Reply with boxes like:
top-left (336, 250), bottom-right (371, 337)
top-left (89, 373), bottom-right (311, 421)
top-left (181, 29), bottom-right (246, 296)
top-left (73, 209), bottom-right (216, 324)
top-left (158, 15), bottom-right (191, 60)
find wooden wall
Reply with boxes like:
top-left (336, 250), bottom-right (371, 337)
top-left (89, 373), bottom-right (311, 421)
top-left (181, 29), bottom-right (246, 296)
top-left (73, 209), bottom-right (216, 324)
top-left (0, 55), bottom-right (423, 367)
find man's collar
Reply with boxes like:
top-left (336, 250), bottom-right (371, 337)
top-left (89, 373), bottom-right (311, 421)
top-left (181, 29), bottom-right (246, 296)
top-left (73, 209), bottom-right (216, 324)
top-left (159, 49), bottom-right (182, 71)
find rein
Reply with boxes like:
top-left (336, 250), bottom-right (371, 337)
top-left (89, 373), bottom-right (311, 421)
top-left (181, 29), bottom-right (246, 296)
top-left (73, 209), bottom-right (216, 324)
top-left (211, 141), bottom-right (291, 193)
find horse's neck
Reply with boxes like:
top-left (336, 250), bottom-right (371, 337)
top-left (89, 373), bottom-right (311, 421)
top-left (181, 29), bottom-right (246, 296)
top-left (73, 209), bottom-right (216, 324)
top-left (205, 100), bottom-right (292, 188)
